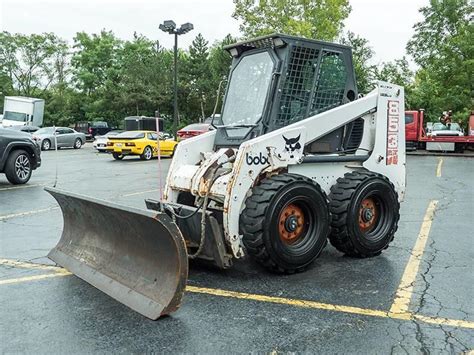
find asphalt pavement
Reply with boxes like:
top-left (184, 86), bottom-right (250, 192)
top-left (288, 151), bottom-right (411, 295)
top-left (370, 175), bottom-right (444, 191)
top-left (0, 144), bottom-right (473, 353)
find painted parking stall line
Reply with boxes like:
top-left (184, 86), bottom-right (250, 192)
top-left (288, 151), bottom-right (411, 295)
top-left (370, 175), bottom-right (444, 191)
top-left (390, 200), bottom-right (438, 315)
top-left (0, 206), bottom-right (59, 221)
top-left (0, 257), bottom-right (473, 330)
top-left (436, 157), bottom-right (443, 177)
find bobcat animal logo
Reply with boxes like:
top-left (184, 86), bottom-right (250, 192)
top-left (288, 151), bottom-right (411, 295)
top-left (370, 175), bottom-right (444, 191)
top-left (283, 134), bottom-right (301, 152)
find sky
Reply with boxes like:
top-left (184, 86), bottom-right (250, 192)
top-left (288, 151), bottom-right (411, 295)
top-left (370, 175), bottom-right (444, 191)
top-left (0, 0), bottom-right (428, 64)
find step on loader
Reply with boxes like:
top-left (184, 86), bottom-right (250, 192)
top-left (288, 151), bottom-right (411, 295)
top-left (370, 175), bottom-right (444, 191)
top-left (46, 34), bottom-right (405, 319)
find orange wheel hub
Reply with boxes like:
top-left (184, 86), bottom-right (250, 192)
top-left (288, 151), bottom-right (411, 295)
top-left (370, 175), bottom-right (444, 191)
top-left (358, 197), bottom-right (378, 233)
top-left (279, 203), bottom-right (305, 244)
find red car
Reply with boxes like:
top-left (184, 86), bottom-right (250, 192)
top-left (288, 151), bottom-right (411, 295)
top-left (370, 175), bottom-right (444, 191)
top-left (177, 123), bottom-right (212, 141)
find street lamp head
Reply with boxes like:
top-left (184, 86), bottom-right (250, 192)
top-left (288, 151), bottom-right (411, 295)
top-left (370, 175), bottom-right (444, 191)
top-left (159, 20), bottom-right (177, 33)
top-left (177, 22), bottom-right (193, 35)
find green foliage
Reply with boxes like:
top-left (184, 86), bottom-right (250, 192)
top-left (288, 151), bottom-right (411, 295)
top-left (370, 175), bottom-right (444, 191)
top-left (233, 0), bottom-right (351, 41)
top-left (407, 0), bottom-right (473, 125)
top-left (0, 31), bottom-right (67, 97)
top-left (0, 30), bottom-right (233, 129)
top-left (340, 31), bottom-right (377, 94)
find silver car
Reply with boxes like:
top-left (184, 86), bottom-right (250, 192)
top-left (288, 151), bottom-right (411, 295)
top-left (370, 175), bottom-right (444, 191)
top-left (32, 127), bottom-right (87, 151)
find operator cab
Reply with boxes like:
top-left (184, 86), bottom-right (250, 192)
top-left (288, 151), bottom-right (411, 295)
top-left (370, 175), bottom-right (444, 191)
top-left (214, 34), bottom-right (362, 154)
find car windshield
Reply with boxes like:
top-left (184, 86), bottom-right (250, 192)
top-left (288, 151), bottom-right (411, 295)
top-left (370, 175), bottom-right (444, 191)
top-left (4, 111), bottom-right (27, 122)
top-left (221, 51), bottom-right (274, 137)
top-left (35, 127), bottom-right (55, 134)
top-left (432, 123), bottom-right (461, 131)
top-left (115, 131), bottom-right (145, 139)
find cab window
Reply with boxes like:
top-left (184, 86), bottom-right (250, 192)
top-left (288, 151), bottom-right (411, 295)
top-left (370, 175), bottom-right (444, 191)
top-left (148, 133), bottom-right (158, 141)
top-left (405, 114), bottom-right (414, 124)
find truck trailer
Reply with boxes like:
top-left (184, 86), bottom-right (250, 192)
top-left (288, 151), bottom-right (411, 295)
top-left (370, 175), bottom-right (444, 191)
top-left (1, 96), bottom-right (45, 128)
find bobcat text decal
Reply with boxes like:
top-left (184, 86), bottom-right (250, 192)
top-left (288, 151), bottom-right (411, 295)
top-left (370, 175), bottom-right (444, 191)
top-left (246, 152), bottom-right (269, 165)
top-left (386, 100), bottom-right (399, 165)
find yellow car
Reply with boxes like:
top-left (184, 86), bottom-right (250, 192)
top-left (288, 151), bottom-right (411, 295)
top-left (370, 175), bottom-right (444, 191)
top-left (105, 130), bottom-right (178, 160)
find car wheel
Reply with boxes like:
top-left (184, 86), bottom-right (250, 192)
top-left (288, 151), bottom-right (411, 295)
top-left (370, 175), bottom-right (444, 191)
top-left (5, 149), bottom-right (32, 184)
top-left (41, 139), bottom-right (51, 151)
top-left (170, 145), bottom-right (177, 158)
top-left (140, 146), bottom-right (153, 160)
top-left (74, 138), bottom-right (82, 149)
top-left (112, 153), bottom-right (124, 160)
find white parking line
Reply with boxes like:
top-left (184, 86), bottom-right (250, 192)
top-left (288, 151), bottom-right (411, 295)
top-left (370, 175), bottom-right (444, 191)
top-left (0, 206), bottom-right (59, 221)
top-left (0, 183), bottom-right (45, 191)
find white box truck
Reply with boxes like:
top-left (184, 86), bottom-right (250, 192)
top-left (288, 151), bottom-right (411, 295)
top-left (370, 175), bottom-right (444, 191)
top-left (1, 96), bottom-right (45, 128)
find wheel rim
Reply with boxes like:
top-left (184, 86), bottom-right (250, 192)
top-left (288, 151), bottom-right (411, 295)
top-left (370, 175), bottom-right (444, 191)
top-left (43, 141), bottom-right (50, 149)
top-left (358, 197), bottom-right (379, 233)
top-left (145, 147), bottom-right (152, 159)
top-left (75, 139), bottom-right (81, 148)
top-left (15, 154), bottom-right (30, 180)
top-left (278, 203), bottom-right (305, 245)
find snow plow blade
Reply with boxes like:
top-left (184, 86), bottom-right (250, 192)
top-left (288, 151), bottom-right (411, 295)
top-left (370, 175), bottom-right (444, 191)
top-left (45, 187), bottom-right (188, 320)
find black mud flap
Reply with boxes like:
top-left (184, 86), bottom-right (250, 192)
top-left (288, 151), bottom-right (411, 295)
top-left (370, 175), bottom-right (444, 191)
top-left (45, 187), bottom-right (188, 320)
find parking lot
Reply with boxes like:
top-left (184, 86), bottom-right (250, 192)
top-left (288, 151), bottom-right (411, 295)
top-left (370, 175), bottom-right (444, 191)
top-left (1, 144), bottom-right (473, 353)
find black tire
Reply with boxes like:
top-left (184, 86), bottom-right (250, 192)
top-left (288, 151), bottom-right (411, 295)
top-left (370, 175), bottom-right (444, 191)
top-left (240, 173), bottom-right (330, 274)
top-left (170, 145), bottom-right (177, 158)
top-left (328, 171), bottom-right (399, 257)
top-left (74, 138), bottom-right (82, 149)
top-left (41, 139), bottom-right (51, 151)
top-left (112, 152), bottom-right (124, 160)
top-left (5, 149), bottom-right (32, 184)
top-left (140, 146), bottom-right (153, 160)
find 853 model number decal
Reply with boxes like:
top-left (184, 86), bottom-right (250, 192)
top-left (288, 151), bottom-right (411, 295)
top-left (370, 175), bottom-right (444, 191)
top-left (387, 100), bottom-right (399, 165)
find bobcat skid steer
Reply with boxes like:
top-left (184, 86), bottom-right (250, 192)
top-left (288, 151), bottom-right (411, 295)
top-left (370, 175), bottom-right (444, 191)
top-left (46, 34), bottom-right (405, 320)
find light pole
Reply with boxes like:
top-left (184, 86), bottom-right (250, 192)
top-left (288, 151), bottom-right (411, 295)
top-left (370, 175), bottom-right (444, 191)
top-left (159, 20), bottom-right (193, 138)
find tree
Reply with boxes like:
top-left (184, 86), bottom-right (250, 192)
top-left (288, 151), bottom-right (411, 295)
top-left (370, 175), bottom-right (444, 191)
top-left (0, 32), bottom-right (68, 97)
top-left (406, 0), bottom-right (473, 125)
top-left (377, 57), bottom-right (415, 107)
top-left (233, 0), bottom-right (351, 41)
top-left (185, 33), bottom-right (212, 121)
top-left (71, 30), bottom-right (122, 96)
top-left (208, 34), bottom-right (235, 114)
top-left (340, 31), bottom-right (377, 94)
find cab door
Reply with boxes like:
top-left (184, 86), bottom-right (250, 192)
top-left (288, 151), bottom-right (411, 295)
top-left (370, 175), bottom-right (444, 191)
top-left (56, 128), bottom-right (76, 147)
top-left (405, 112), bottom-right (417, 142)
top-left (146, 133), bottom-right (160, 156)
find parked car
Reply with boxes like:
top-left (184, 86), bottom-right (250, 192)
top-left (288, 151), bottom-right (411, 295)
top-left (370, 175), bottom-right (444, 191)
top-left (177, 123), bottom-right (212, 141)
top-left (106, 130), bottom-right (178, 160)
top-left (93, 130), bottom-right (124, 152)
top-left (430, 122), bottom-right (464, 137)
top-left (6, 125), bottom-right (40, 134)
top-left (75, 121), bottom-right (112, 140)
top-left (0, 128), bottom-right (41, 184)
top-left (32, 127), bottom-right (86, 150)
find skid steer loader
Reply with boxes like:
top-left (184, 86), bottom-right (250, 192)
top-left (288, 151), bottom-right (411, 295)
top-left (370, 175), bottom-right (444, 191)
top-left (46, 34), bottom-right (405, 320)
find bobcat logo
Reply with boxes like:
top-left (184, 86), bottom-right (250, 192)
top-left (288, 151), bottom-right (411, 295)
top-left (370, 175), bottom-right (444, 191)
top-left (283, 134), bottom-right (301, 152)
